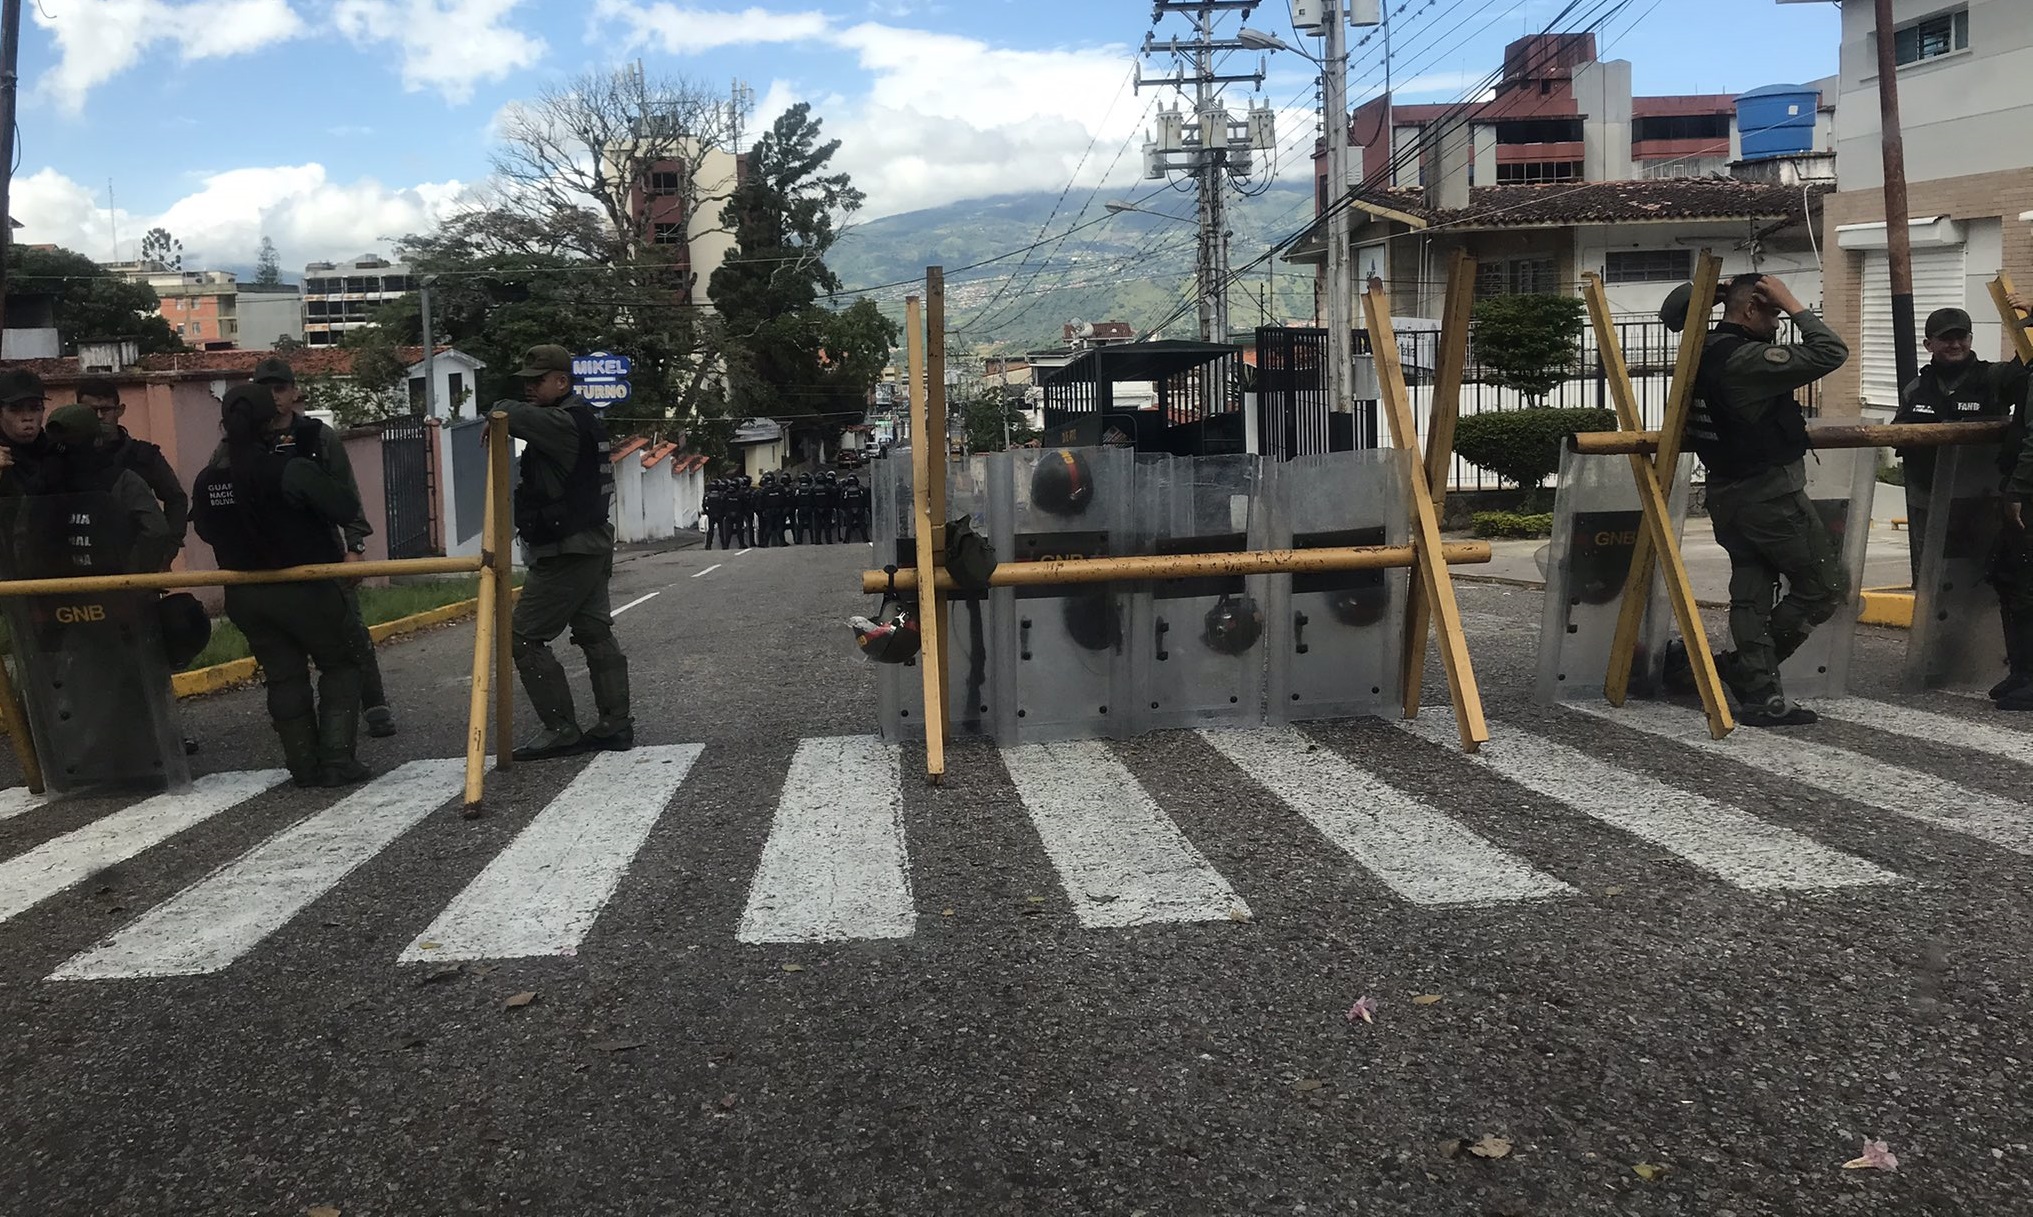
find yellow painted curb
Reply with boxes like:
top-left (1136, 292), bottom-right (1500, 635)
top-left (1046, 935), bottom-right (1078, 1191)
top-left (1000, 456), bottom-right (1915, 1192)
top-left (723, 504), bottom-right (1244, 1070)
top-left (172, 594), bottom-right (491, 699)
top-left (1859, 587), bottom-right (1915, 629)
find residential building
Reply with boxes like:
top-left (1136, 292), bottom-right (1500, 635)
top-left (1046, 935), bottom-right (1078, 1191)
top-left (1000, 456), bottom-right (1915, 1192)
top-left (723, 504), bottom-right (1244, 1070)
top-left (609, 126), bottom-right (746, 310)
top-left (107, 264), bottom-right (241, 347)
top-left (1783, 0), bottom-right (2033, 418)
top-left (237, 284), bottom-right (305, 348)
top-left (301, 254), bottom-right (417, 348)
top-left (1063, 321), bottom-right (1137, 349)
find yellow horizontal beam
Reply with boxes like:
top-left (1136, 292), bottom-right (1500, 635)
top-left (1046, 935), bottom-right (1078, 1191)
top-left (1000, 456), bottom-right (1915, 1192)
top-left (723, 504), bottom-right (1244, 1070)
top-left (1574, 420), bottom-right (2008, 457)
top-left (863, 541), bottom-right (1493, 595)
top-left (0, 555), bottom-right (486, 598)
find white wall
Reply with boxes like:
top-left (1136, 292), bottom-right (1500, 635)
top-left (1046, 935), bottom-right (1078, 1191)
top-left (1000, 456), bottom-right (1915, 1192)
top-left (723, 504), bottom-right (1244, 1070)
top-left (740, 439), bottom-right (787, 479)
top-left (1832, 0), bottom-right (2033, 189)
top-left (407, 353), bottom-right (486, 420)
top-left (1572, 222), bottom-right (1825, 317)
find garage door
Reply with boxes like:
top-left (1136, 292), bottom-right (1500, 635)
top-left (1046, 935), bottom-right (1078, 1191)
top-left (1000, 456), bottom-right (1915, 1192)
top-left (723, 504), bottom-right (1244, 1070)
top-left (1858, 244), bottom-right (1967, 412)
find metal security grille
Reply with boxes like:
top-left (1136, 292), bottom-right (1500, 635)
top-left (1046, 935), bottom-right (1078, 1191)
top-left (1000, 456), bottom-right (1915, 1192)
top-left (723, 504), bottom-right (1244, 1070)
top-left (380, 415), bottom-right (433, 559)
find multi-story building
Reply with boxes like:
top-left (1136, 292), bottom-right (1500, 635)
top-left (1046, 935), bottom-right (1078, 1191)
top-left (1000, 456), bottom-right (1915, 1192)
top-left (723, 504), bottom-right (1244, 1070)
top-left (609, 121), bottom-right (746, 310)
top-left (106, 264), bottom-right (241, 347)
top-left (237, 284), bottom-right (304, 349)
top-left (301, 255), bottom-right (417, 348)
top-left (1786, 0), bottom-right (2033, 418)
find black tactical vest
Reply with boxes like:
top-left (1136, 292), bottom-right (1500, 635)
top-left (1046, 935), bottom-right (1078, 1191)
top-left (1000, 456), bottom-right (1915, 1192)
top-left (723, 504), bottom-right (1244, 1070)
top-left (1685, 327), bottom-right (1810, 485)
top-left (21, 459), bottom-right (132, 577)
top-left (513, 402), bottom-right (614, 546)
top-left (1900, 359), bottom-right (2015, 489)
top-left (193, 450), bottom-right (344, 571)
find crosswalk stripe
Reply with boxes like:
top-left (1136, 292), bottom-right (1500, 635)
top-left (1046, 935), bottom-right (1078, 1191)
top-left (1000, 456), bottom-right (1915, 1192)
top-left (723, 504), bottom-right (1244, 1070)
top-left (1400, 716), bottom-right (1897, 891)
top-left (50, 760), bottom-right (465, 981)
top-left (400, 745), bottom-right (703, 962)
top-left (1202, 727), bottom-right (1573, 906)
top-left (0, 786), bottom-right (49, 823)
top-left (0, 771), bottom-right (287, 925)
top-left (736, 737), bottom-right (914, 944)
top-left (1001, 740), bottom-right (1249, 928)
top-left (1819, 698), bottom-right (2033, 769)
top-left (1578, 703), bottom-right (2033, 856)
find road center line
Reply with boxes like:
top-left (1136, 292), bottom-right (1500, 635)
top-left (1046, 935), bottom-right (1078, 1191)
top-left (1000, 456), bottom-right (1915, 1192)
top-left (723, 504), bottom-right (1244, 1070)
top-left (736, 548), bottom-right (752, 557)
top-left (692, 564), bottom-right (722, 579)
top-left (613, 592), bottom-right (661, 616)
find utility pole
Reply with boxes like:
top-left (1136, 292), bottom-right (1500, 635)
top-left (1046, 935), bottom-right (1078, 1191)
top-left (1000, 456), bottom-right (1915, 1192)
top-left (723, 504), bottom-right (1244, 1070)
top-left (1872, 0), bottom-right (1919, 391)
top-left (0, 0), bottom-right (23, 327)
top-left (1138, 1), bottom-right (1272, 345)
top-left (419, 276), bottom-right (438, 418)
top-left (1322, 3), bottom-right (1352, 412)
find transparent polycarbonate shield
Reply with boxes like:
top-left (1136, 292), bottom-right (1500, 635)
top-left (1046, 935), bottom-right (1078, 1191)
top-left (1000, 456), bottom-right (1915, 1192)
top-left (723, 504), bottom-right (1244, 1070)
top-left (1128, 454), bottom-right (1267, 733)
top-left (1537, 448), bottom-right (1695, 704)
top-left (1907, 443), bottom-right (2011, 693)
top-left (872, 454), bottom-right (1008, 744)
top-left (995, 446), bottom-right (1136, 743)
top-left (1770, 442), bottom-right (1878, 699)
top-left (1265, 449), bottom-right (1410, 723)
top-left (11, 592), bottom-right (189, 794)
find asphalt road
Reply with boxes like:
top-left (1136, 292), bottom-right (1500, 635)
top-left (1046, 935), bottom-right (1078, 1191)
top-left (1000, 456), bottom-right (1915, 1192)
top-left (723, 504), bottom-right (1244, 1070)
top-left (4, 536), bottom-right (2032, 1216)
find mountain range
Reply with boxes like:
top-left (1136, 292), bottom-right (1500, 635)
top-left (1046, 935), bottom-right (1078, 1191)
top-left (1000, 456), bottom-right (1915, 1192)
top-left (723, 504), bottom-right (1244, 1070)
top-left (826, 183), bottom-right (1323, 353)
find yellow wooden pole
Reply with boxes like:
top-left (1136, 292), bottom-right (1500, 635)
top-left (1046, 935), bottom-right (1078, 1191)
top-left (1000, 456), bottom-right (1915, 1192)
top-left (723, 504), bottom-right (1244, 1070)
top-left (462, 416), bottom-right (502, 817)
top-left (1604, 251), bottom-right (1722, 707)
top-left (1582, 273), bottom-right (1733, 737)
top-left (905, 293), bottom-right (947, 783)
top-left (1991, 273), bottom-right (2033, 362)
top-left (1366, 280), bottom-right (1487, 750)
top-left (925, 266), bottom-right (953, 748)
top-left (863, 541), bottom-right (1494, 594)
top-left (0, 555), bottom-right (482, 598)
top-left (0, 645), bottom-right (43, 793)
top-left (1403, 249), bottom-right (1476, 714)
top-left (1575, 420), bottom-right (2009, 455)
top-left (489, 412), bottom-right (515, 770)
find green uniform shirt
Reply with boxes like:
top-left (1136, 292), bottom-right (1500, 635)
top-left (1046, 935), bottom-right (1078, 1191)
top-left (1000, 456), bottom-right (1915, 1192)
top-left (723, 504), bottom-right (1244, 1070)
top-left (280, 456), bottom-right (363, 530)
top-left (210, 416), bottom-right (370, 549)
top-left (107, 467), bottom-right (179, 574)
top-left (504, 397), bottom-right (616, 559)
top-left (1703, 308), bottom-right (1850, 509)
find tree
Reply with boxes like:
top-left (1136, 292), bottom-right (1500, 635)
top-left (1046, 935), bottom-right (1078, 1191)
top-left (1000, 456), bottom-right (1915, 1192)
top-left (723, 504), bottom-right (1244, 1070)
top-left (7, 245), bottom-right (180, 355)
top-left (1470, 294), bottom-right (1587, 405)
top-left (960, 387), bottom-right (1037, 453)
top-left (254, 237), bottom-right (282, 286)
top-left (298, 327), bottom-right (411, 429)
top-left (139, 227), bottom-right (183, 271)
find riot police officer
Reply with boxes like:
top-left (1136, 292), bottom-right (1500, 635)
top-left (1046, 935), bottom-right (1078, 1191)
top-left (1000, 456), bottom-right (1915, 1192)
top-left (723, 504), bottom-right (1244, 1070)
top-left (816, 470), bottom-right (840, 544)
top-left (792, 473), bottom-right (816, 545)
top-left (192, 385), bottom-right (369, 788)
top-left (76, 377), bottom-right (187, 562)
top-left (756, 473), bottom-right (783, 548)
top-left (733, 475), bottom-right (755, 548)
top-left (504, 344), bottom-right (634, 760)
top-left (1668, 273), bottom-right (1850, 727)
top-left (702, 477), bottom-right (725, 550)
top-left (840, 473), bottom-right (869, 543)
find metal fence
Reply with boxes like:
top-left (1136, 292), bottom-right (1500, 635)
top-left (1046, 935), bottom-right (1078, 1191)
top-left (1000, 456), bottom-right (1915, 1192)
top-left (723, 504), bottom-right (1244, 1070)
top-left (379, 415), bottom-right (434, 559)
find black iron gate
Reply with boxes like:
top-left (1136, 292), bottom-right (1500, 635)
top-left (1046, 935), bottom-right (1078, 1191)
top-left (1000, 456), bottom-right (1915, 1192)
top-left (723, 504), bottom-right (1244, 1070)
top-left (1254, 326), bottom-right (1380, 459)
top-left (380, 415), bottom-right (433, 559)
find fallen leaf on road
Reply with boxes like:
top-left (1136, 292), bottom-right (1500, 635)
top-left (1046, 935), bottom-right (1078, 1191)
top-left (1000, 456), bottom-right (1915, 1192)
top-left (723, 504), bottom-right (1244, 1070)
top-left (1026, 895), bottom-right (1046, 904)
top-left (1293, 1078), bottom-right (1325, 1092)
top-left (1633, 1163), bottom-right (1668, 1181)
top-left (781, 963), bottom-right (806, 973)
top-left (1346, 996), bottom-right (1377, 1025)
top-left (1412, 994), bottom-right (1443, 1006)
top-left (1227, 907), bottom-right (1252, 922)
top-left (1470, 1136), bottom-right (1512, 1160)
top-left (1437, 1139), bottom-right (1466, 1159)
top-left (941, 908), bottom-right (955, 917)
top-left (503, 991), bottom-right (536, 1009)
top-left (415, 940), bottom-right (440, 951)
top-left (307, 1207), bottom-right (340, 1217)
top-left (1604, 886), bottom-right (1625, 897)
top-left (591, 1039), bottom-right (646, 1053)
top-left (1842, 1140), bottom-right (1899, 1171)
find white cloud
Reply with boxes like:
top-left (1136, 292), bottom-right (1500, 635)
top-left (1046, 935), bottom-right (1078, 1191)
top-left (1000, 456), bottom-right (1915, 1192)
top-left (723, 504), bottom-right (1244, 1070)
top-left (590, 1), bottom-right (832, 52)
top-left (12, 165), bottom-right (470, 269)
top-left (334, 0), bottom-right (546, 104)
top-left (32, 0), bottom-right (306, 114)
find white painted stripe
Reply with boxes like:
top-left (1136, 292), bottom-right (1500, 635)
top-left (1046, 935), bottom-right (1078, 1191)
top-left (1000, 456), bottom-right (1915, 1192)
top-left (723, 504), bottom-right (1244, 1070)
top-left (737, 737), bottom-right (914, 943)
top-left (1001, 741), bottom-right (1248, 928)
top-left (51, 760), bottom-right (464, 980)
top-left (1578, 702), bottom-right (2033, 856)
top-left (1202, 727), bottom-right (1572, 905)
top-left (1820, 697), bottom-right (2033, 769)
top-left (401, 745), bottom-right (703, 962)
top-left (736, 548), bottom-right (752, 557)
top-left (613, 592), bottom-right (660, 616)
top-left (0, 786), bottom-right (49, 823)
top-left (692, 564), bottom-right (722, 579)
top-left (1399, 716), bottom-right (1896, 891)
top-left (0, 771), bottom-right (287, 924)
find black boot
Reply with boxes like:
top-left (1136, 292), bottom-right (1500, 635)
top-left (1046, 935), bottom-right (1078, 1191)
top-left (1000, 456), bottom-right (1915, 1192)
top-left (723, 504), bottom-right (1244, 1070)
top-left (513, 640), bottom-right (588, 760)
top-left (274, 715), bottom-right (323, 788)
top-left (316, 667), bottom-right (370, 787)
top-left (581, 637), bottom-right (634, 752)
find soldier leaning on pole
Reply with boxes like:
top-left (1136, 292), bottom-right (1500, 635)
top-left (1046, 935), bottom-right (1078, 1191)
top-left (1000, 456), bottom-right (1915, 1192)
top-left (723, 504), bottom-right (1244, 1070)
top-left (1893, 298), bottom-right (2033, 589)
top-left (501, 344), bottom-right (635, 761)
top-left (1660, 273), bottom-right (1851, 728)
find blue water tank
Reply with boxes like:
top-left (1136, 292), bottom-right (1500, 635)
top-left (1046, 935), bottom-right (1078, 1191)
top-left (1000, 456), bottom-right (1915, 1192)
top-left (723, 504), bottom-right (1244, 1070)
top-left (1737, 84), bottom-right (1819, 161)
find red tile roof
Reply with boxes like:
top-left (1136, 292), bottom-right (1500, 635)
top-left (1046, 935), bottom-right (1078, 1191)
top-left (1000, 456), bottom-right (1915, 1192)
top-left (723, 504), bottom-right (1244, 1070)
top-left (610, 437), bottom-right (649, 464)
top-left (644, 441), bottom-right (678, 468)
top-left (1351, 178), bottom-right (1825, 230)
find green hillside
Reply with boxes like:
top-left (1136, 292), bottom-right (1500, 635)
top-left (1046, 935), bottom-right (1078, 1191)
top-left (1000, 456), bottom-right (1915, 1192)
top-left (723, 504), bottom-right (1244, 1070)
top-left (828, 184), bottom-right (1322, 353)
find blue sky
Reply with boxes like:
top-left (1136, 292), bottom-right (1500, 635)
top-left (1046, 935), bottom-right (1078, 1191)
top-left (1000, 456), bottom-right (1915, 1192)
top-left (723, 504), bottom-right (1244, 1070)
top-left (14, 0), bottom-right (1842, 272)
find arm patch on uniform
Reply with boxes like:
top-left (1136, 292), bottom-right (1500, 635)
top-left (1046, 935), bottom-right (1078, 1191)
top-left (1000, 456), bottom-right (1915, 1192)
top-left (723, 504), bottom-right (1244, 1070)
top-left (1764, 347), bottom-right (1792, 364)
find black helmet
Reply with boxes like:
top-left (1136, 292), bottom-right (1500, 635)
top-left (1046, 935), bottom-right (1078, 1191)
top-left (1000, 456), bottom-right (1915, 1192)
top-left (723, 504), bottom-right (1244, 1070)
top-left (851, 609), bottom-right (921, 664)
top-left (1202, 592), bottom-right (1263, 656)
top-left (1031, 449), bottom-right (1094, 516)
top-left (741, 475), bottom-right (753, 487)
top-left (1326, 579), bottom-right (1391, 628)
top-left (1062, 592), bottom-right (1120, 652)
top-left (800, 473), bottom-right (813, 484)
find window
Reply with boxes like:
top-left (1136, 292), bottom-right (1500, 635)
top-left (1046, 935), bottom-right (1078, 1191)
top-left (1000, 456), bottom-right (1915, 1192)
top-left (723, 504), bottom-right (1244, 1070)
top-left (1475, 257), bottom-right (1558, 297)
top-left (652, 222), bottom-right (684, 245)
top-left (1604, 249), bottom-right (1692, 284)
top-left (1494, 118), bottom-right (1584, 145)
top-left (1886, 7), bottom-right (1969, 66)
top-left (648, 170), bottom-right (682, 195)
top-left (1495, 160), bottom-right (1582, 183)
top-left (1631, 114), bottom-right (1731, 143)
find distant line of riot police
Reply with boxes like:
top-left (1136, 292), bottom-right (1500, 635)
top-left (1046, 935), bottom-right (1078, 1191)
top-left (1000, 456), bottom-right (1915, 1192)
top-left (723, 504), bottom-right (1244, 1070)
top-left (701, 469), bottom-right (870, 550)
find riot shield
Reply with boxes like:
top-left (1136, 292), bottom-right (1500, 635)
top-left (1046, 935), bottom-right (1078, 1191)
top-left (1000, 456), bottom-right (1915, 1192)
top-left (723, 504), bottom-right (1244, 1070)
top-left (1906, 443), bottom-right (2010, 693)
top-left (1127, 454), bottom-right (1267, 733)
top-left (1535, 447), bottom-right (1696, 703)
top-left (871, 453), bottom-right (1009, 744)
top-left (4, 493), bottom-right (189, 793)
top-left (994, 446), bottom-right (1136, 743)
top-left (1771, 439), bottom-right (1877, 699)
top-left (1264, 449), bottom-right (1410, 723)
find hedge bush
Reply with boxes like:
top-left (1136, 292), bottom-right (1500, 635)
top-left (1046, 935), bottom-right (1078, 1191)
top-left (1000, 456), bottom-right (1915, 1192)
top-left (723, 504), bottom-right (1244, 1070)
top-left (1470, 510), bottom-right (1556, 539)
top-left (1453, 406), bottom-right (1617, 499)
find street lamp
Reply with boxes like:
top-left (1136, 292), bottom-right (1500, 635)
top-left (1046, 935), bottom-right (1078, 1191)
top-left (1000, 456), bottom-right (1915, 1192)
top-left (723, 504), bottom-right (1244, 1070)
top-left (1235, 27), bottom-right (1308, 59)
top-left (1104, 200), bottom-right (1195, 224)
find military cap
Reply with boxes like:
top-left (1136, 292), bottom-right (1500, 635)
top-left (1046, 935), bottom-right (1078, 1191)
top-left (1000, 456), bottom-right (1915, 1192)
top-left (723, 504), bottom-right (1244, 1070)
top-left (1658, 282), bottom-right (1703, 334)
top-left (42, 402), bottom-right (104, 448)
top-left (221, 382), bottom-right (278, 417)
top-left (1925, 307), bottom-right (1974, 339)
top-left (251, 356), bottom-right (296, 386)
top-left (0, 368), bottom-right (46, 405)
top-left (514, 344), bottom-right (574, 378)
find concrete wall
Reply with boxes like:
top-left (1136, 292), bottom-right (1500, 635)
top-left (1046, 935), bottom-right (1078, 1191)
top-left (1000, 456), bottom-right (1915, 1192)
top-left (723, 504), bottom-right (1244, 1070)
top-left (237, 292), bottom-right (304, 348)
top-left (1832, 0), bottom-right (2033, 190)
top-left (1573, 222), bottom-right (1824, 316)
top-left (740, 439), bottom-right (787, 479)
